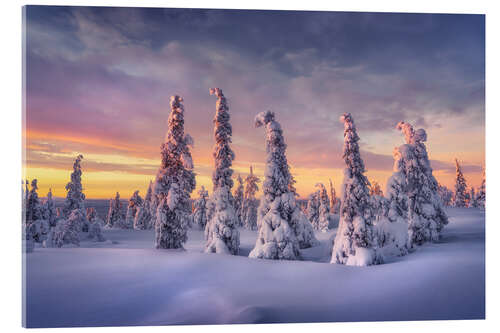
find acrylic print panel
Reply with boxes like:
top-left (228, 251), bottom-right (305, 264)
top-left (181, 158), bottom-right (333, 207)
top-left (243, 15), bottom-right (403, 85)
top-left (22, 5), bottom-right (485, 328)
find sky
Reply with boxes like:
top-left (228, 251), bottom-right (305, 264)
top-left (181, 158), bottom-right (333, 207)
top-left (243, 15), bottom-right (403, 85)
top-left (23, 6), bottom-right (485, 199)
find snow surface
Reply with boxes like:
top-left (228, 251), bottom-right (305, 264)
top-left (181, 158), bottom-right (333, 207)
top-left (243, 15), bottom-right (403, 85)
top-left (24, 207), bottom-right (484, 328)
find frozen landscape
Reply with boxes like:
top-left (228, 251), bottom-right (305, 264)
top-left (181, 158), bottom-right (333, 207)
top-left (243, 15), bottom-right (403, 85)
top-left (24, 207), bottom-right (484, 328)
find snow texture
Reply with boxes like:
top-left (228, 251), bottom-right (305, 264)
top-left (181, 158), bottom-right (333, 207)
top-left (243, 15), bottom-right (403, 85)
top-left (24, 208), bottom-right (485, 327)
top-left (331, 113), bottom-right (381, 266)
top-left (154, 95), bottom-right (196, 249)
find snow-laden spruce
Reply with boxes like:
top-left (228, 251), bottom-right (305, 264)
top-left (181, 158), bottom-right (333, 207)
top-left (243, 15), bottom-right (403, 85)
top-left (469, 187), bottom-right (478, 208)
top-left (306, 191), bottom-right (320, 230)
top-left (331, 113), bottom-right (382, 266)
top-left (43, 189), bottom-right (58, 228)
top-left (154, 95), bottom-right (196, 249)
top-left (134, 184), bottom-right (153, 230)
top-left (476, 167), bottom-right (485, 209)
top-left (125, 190), bottom-right (142, 229)
top-left (316, 183), bottom-right (330, 232)
top-left (204, 88), bottom-right (240, 255)
top-left (250, 111), bottom-right (318, 260)
top-left (437, 183), bottom-right (453, 207)
top-left (24, 179), bottom-right (49, 250)
top-left (396, 121), bottom-right (448, 246)
top-left (53, 209), bottom-right (85, 247)
top-left (136, 180), bottom-right (154, 230)
top-left (233, 175), bottom-right (245, 227)
top-left (329, 179), bottom-right (340, 214)
top-left (242, 166), bottom-right (260, 230)
top-left (62, 155), bottom-right (86, 218)
top-left (106, 192), bottom-right (124, 228)
top-left (374, 146), bottom-right (410, 257)
top-left (191, 186), bottom-right (209, 230)
top-left (453, 158), bottom-right (470, 207)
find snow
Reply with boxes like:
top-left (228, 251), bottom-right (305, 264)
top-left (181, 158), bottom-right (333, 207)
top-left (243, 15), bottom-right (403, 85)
top-left (24, 207), bottom-right (484, 327)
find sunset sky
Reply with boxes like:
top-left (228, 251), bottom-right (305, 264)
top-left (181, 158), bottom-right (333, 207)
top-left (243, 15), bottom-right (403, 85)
top-left (23, 6), bottom-right (485, 199)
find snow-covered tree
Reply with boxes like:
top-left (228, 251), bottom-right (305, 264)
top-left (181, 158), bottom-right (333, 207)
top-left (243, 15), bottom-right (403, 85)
top-left (306, 191), bottom-right (320, 229)
top-left (205, 88), bottom-right (240, 255)
top-left (106, 192), bottom-right (124, 228)
top-left (43, 189), bottom-right (58, 228)
top-left (154, 95), bottom-right (196, 249)
top-left (375, 146), bottom-right (410, 257)
top-left (125, 190), bottom-right (142, 229)
top-left (453, 158), bottom-right (470, 207)
top-left (437, 183), bottom-right (453, 207)
top-left (476, 167), bottom-right (485, 209)
top-left (469, 187), bottom-right (478, 208)
top-left (331, 113), bottom-right (382, 266)
top-left (250, 111), bottom-right (318, 260)
top-left (242, 165), bottom-right (260, 230)
top-left (62, 154), bottom-right (85, 218)
top-left (396, 121), bottom-right (448, 246)
top-left (134, 184), bottom-right (153, 230)
top-left (328, 179), bottom-right (340, 214)
top-left (137, 180), bottom-right (154, 230)
top-left (233, 175), bottom-right (244, 227)
top-left (316, 183), bottom-right (330, 232)
top-left (191, 186), bottom-right (209, 229)
top-left (369, 181), bottom-right (383, 196)
top-left (86, 207), bottom-right (104, 226)
top-left (25, 179), bottom-right (50, 244)
top-left (53, 209), bottom-right (85, 247)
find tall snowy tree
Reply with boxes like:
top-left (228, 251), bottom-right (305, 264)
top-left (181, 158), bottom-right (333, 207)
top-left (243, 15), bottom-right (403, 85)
top-left (316, 183), bottom-right (330, 232)
top-left (106, 192), bottom-right (124, 228)
top-left (62, 155), bottom-right (86, 219)
top-left (396, 121), bottom-right (448, 246)
top-left (125, 190), bottom-right (142, 229)
top-left (331, 113), bottom-right (381, 266)
top-left (242, 165), bottom-right (260, 230)
top-left (43, 189), bottom-right (58, 228)
top-left (204, 88), bottom-right (240, 255)
top-left (191, 186), bottom-right (209, 230)
top-left (154, 95), bottom-right (196, 249)
top-left (233, 174), bottom-right (245, 227)
top-left (250, 111), bottom-right (318, 260)
top-left (328, 179), bottom-right (339, 214)
top-left (453, 158), bottom-right (470, 207)
top-left (476, 167), bottom-right (485, 209)
top-left (306, 191), bottom-right (320, 230)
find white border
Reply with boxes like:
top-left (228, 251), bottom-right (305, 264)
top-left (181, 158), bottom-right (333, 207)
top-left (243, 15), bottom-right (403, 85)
top-left (2, 1), bottom-right (498, 333)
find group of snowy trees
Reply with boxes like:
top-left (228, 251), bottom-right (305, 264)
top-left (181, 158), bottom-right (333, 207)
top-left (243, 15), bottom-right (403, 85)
top-left (24, 87), bottom-right (485, 268)
top-left (451, 159), bottom-right (485, 209)
top-left (23, 155), bottom-right (106, 252)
